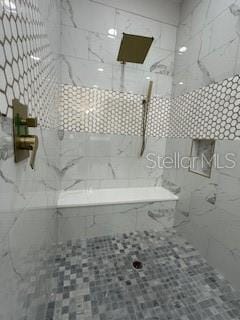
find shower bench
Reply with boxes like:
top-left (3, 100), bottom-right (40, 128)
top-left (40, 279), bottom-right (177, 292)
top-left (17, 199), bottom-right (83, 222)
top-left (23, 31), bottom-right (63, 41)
top-left (57, 187), bottom-right (178, 242)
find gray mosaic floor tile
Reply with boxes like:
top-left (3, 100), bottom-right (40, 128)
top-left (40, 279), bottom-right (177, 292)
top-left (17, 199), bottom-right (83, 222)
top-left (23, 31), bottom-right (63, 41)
top-left (44, 230), bottom-right (240, 320)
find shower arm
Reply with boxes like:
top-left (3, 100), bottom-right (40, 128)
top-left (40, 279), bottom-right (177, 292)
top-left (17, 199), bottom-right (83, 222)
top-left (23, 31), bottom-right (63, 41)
top-left (140, 80), bottom-right (153, 157)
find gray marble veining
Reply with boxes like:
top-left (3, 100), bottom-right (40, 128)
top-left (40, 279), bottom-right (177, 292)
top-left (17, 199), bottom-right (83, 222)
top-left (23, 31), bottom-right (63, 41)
top-left (60, 0), bottom-right (177, 96)
top-left (60, 132), bottom-right (166, 190)
top-left (164, 138), bottom-right (240, 290)
top-left (0, 0), bottom-right (61, 318)
top-left (173, 0), bottom-right (240, 97)
top-left (62, 0), bottom-right (77, 28)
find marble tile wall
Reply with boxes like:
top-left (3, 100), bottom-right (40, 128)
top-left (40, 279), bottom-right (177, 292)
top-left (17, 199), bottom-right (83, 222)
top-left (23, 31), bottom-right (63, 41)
top-left (163, 138), bottom-right (240, 290)
top-left (60, 0), bottom-right (180, 96)
top-left (58, 0), bottom-right (181, 191)
top-left (164, 0), bottom-right (240, 292)
top-left (0, 0), bottom-right (61, 319)
top-left (173, 0), bottom-right (240, 97)
top-left (57, 200), bottom-right (177, 242)
top-left (60, 131), bottom-right (166, 190)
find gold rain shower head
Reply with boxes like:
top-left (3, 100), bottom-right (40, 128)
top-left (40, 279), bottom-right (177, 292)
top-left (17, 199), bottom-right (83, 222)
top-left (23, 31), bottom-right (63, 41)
top-left (117, 33), bottom-right (154, 64)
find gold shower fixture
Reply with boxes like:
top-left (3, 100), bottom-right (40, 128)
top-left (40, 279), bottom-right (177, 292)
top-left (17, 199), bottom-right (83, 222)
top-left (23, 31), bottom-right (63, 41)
top-left (13, 99), bottom-right (39, 169)
top-left (117, 33), bottom-right (154, 64)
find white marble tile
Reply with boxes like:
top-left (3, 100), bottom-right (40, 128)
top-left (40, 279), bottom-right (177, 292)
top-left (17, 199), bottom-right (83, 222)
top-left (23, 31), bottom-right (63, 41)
top-left (87, 157), bottom-right (114, 180)
top-left (144, 137), bottom-right (167, 154)
top-left (215, 173), bottom-right (240, 216)
top-left (116, 10), bottom-right (175, 50)
top-left (180, 0), bottom-right (202, 21)
top-left (95, 0), bottom-right (180, 26)
top-left (62, 179), bottom-right (86, 191)
top-left (160, 24), bottom-right (178, 52)
top-left (46, 25), bottom-right (62, 55)
top-left (207, 0), bottom-right (234, 23)
top-left (111, 211), bottom-right (137, 234)
top-left (58, 214), bottom-right (87, 242)
top-left (176, 218), bottom-right (210, 257)
top-left (61, 0), bottom-right (116, 34)
top-left (85, 180), bottom-right (102, 190)
top-left (165, 135), bottom-right (240, 290)
top-left (38, 0), bottom-right (61, 26)
top-left (172, 68), bottom-right (190, 97)
top-left (185, 62), bottom-right (209, 91)
top-left (60, 0), bottom-right (178, 95)
top-left (112, 203), bottom-right (138, 215)
top-left (175, 14), bottom-right (193, 50)
top-left (0, 0), bottom-right (61, 317)
top-left (59, 206), bottom-right (95, 218)
top-left (206, 236), bottom-right (240, 289)
top-left (58, 199), bottom-right (177, 240)
top-left (143, 48), bottom-right (175, 75)
top-left (60, 131), bottom-right (87, 157)
top-left (154, 74), bottom-right (173, 97)
top-left (61, 55), bottom-right (113, 88)
top-left (136, 210), bottom-right (165, 232)
top-left (190, 0), bottom-right (210, 36)
top-left (61, 26), bottom-right (89, 59)
top-left (127, 158), bottom-right (148, 180)
top-left (234, 42), bottom-right (240, 74)
top-left (209, 8), bottom-right (238, 53)
top-left (201, 207), bottom-right (240, 254)
top-left (88, 32), bottom-right (121, 64)
top-left (110, 135), bottom-right (141, 157)
top-left (62, 156), bottom-right (89, 180)
top-left (112, 64), bottom-right (145, 93)
top-left (200, 37), bottom-right (239, 84)
top-left (86, 134), bottom-right (111, 157)
top-left (107, 157), bottom-right (130, 179)
top-left (173, 0), bottom-right (240, 98)
top-left (86, 213), bottom-right (114, 238)
top-left (214, 140), bottom-right (240, 178)
top-left (177, 31), bottom-right (202, 68)
top-left (131, 156), bottom-right (163, 180)
top-left (112, 77), bottom-right (145, 95)
top-left (198, 23), bottom-right (213, 58)
top-left (128, 178), bottom-right (156, 188)
top-left (99, 179), bottom-right (129, 189)
top-left (166, 0), bottom-right (240, 292)
top-left (9, 208), bottom-right (56, 256)
top-left (136, 201), bottom-right (176, 231)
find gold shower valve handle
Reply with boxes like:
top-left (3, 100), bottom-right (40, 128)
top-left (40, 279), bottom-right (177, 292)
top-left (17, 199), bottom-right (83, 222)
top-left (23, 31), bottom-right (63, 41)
top-left (20, 117), bottom-right (38, 127)
top-left (16, 135), bottom-right (39, 169)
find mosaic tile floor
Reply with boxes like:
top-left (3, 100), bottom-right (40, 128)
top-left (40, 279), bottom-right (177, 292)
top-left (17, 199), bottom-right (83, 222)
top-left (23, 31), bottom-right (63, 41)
top-left (45, 230), bottom-right (240, 320)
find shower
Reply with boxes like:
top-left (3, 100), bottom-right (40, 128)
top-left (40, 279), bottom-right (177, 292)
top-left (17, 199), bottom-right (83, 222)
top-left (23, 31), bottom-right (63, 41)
top-left (117, 33), bottom-right (154, 156)
top-left (140, 79), bottom-right (153, 156)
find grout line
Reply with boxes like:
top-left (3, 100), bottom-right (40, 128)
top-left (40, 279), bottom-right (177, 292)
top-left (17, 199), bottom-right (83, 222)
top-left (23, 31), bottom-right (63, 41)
top-left (89, 0), bottom-right (179, 27)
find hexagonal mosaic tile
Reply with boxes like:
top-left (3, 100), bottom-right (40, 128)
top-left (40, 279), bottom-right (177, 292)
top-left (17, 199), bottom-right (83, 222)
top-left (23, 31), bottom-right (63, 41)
top-left (60, 85), bottom-right (171, 137)
top-left (60, 73), bottom-right (240, 140)
top-left (170, 75), bottom-right (240, 140)
top-left (0, 0), bottom-right (58, 128)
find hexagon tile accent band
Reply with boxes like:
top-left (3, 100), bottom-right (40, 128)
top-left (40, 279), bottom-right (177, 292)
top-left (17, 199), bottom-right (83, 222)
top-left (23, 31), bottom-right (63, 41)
top-left (170, 75), bottom-right (240, 140)
top-left (60, 85), bottom-right (170, 137)
top-left (60, 74), bottom-right (240, 140)
top-left (0, 0), bottom-right (58, 128)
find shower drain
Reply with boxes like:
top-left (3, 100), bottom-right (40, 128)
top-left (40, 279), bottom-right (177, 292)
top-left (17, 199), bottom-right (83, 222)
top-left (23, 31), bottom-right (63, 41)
top-left (132, 260), bottom-right (143, 270)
